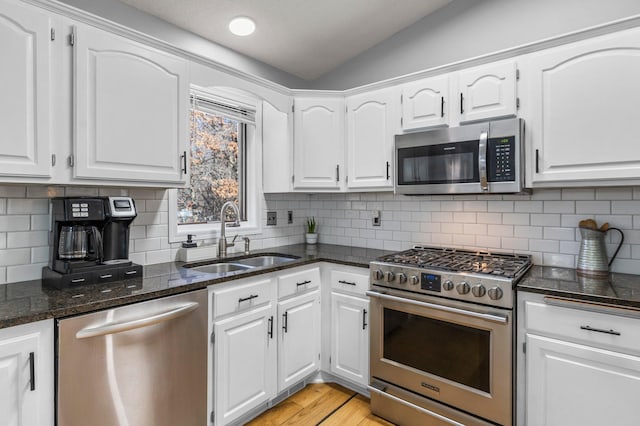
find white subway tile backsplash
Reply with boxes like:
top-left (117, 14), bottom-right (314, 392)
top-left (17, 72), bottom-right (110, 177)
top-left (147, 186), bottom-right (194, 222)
top-left (531, 214), bottom-right (561, 227)
top-left (543, 201), bottom-right (574, 214)
top-left (5, 186), bottom-right (640, 283)
top-left (502, 213), bottom-right (530, 225)
top-left (7, 199), bottom-right (48, 214)
top-left (0, 186), bottom-right (26, 197)
top-left (0, 248), bottom-right (31, 266)
top-left (561, 188), bottom-right (594, 200)
top-left (576, 201), bottom-right (610, 214)
top-left (7, 231), bottom-right (48, 248)
top-left (7, 263), bottom-right (47, 283)
top-left (0, 216), bottom-right (30, 232)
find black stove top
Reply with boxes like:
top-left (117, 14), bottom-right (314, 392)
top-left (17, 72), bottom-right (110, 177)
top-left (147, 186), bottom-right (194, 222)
top-left (377, 246), bottom-right (531, 279)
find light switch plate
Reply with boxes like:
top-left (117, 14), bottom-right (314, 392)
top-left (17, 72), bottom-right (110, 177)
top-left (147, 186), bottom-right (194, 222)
top-left (267, 211), bottom-right (277, 226)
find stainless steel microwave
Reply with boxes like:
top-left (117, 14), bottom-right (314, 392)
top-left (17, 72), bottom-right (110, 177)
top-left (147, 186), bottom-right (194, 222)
top-left (395, 118), bottom-right (525, 195)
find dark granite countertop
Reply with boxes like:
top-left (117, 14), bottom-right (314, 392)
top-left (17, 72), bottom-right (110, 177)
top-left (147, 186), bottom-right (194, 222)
top-left (0, 244), bottom-right (390, 329)
top-left (518, 265), bottom-right (640, 309)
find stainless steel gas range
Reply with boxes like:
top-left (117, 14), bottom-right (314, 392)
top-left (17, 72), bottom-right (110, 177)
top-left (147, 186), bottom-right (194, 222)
top-left (367, 246), bottom-right (531, 426)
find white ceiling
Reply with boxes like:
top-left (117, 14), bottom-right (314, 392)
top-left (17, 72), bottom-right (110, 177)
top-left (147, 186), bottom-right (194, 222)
top-left (119, 0), bottom-right (453, 81)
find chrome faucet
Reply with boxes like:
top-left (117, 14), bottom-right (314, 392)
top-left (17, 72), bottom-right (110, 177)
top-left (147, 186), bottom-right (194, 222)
top-left (218, 201), bottom-right (240, 258)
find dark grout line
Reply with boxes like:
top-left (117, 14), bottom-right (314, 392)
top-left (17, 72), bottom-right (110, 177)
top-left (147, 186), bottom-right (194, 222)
top-left (315, 392), bottom-right (358, 426)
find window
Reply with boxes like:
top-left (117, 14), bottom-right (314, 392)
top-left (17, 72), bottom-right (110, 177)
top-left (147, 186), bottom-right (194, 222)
top-left (169, 87), bottom-right (262, 243)
top-left (176, 110), bottom-right (246, 224)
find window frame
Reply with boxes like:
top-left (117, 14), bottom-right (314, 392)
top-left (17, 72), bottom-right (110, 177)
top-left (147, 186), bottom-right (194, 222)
top-left (168, 87), bottom-right (263, 244)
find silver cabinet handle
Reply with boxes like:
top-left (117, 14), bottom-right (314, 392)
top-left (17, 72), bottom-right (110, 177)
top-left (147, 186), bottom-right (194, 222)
top-left (366, 290), bottom-right (508, 324)
top-left (76, 302), bottom-right (199, 339)
top-left (478, 130), bottom-right (488, 192)
top-left (368, 385), bottom-right (464, 426)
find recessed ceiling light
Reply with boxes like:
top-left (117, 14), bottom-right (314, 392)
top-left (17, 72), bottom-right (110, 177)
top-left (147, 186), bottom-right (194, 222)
top-left (229, 16), bottom-right (256, 36)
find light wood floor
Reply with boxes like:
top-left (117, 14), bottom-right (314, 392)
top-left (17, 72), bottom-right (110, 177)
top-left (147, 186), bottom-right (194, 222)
top-left (246, 383), bottom-right (395, 426)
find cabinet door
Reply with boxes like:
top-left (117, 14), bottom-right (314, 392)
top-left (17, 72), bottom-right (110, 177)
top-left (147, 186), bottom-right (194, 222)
top-left (401, 75), bottom-right (449, 130)
top-left (293, 97), bottom-right (344, 190)
top-left (346, 88), bottom-right (397, 190)
top-left (526, 333), bottom-right (640, 426)
top-left (0, 320), bottom-right (53, 426)
top-left (73, 24), bottom-right (189, 184)
top-left (0, 0), bottom-right (51, 179)
top-left (214, 304), bottom-right (276, 426)
top-left (330, 292), bottom-right (369, 387)
top-left (277, 290), bottom-right (320, 392)
top-left (458, 61), bottom-right (517, 123)
top-left (263, 100), bottom-right (292, 193)
top-left (527, 28), bottom-right (640, 184)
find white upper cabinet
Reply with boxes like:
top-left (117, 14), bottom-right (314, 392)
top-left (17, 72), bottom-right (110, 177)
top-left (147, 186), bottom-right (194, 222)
top-left (401, 75), bottom-right (449, 131)
top-left (457, 60), bottom-right (517, 123)
top-left (525, 27), bottom-right (640, 186)
top-left (73, 24), bottom-right (189, 185)
top-left (262, 100), bottom-right (292, 193)
top-left (0, 0), bottom-right (51, 179)
top-left (293, 96), bottom-right (344, 190)
top-left (346, 88), bottom-right (398, 190)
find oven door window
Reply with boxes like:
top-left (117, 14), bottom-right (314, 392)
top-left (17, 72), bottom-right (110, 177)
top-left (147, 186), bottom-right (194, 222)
top-left (397, 140), bottom-right (479, 185)
top-left (383, 308), bottom-right (490, 393)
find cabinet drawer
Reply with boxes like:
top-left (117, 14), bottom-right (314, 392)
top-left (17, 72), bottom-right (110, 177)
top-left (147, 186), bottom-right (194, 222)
top-left (331, 270), bottom-right (369, 295)
top-left (278, 267), bottom-right (320, 299)
top-left (525, 299), bottom-right (640, 355)
top-left (213, 277), bottom-right (272, 318)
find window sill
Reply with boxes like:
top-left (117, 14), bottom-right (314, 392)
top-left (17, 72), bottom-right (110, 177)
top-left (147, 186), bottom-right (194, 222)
top-left (170, 222), bottom-right (262, 244)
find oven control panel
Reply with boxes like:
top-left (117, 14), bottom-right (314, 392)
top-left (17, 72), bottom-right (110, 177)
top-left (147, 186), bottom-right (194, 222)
top-left (370, 262), bottom-right (514, 309)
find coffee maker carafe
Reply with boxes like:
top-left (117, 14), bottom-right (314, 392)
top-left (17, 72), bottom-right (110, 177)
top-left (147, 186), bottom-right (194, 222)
top-left (43, 197), bottom-right (142, 289)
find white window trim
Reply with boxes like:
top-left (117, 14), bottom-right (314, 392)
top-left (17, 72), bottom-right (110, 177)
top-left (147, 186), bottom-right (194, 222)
top-left (168, 87), bottom-right (264, 244)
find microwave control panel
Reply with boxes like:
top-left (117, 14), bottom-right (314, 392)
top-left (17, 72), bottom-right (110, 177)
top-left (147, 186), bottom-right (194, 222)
top-left (488, 136), bottom-right (515, 182)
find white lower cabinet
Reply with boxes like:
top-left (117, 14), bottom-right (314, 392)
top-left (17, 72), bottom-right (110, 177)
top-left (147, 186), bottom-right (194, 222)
top-left (213, 303), bottom-right (276, 426)
top-left (330, 292), bottom-right (369, 387)
top-left (0, 319), bottom-right (54, 426)
top-left (521, 293), bottom-right (640, 426)
top-left (277, 289), bottom-right (321, 392)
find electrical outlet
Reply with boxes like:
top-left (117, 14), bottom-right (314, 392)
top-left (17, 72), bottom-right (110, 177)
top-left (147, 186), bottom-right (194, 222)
top-left (288, 211), bottom-right (293, 224)
top-left (372, 210), bottom-right (381, 226)
top-left (267, 211), bottom-right (277, 226)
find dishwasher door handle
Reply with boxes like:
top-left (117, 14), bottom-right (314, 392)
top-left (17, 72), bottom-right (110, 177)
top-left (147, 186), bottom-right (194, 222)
top-left (75, 302), bottom-right (199, 339)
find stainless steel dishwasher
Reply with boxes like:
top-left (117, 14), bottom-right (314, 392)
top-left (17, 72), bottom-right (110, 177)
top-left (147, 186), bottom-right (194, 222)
top-left (57, 289), bottom-right (207, 426)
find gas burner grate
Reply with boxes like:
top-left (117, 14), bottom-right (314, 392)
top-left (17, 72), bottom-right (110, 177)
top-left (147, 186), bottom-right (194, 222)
top-left (378, 246), bottom-right (531, 278)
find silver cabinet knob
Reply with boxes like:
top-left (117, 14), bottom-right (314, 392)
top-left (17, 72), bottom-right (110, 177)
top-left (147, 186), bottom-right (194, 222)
top-left (442, 280), bottom-right (454, 291)
top-left (456, 282), bottom-right (470, 295)
top-left (385, 271), bottom-right (396, 282)
top-left (373, 269), bottom-right (384, 280)
top-left (471, 284), bottom-right (486, 298)
top-left (397, 273), bottom-right (407, 284)
top-left (410, 275), bottom-right (419, 285)
top-left (488, 287), bottom-right (503, 300)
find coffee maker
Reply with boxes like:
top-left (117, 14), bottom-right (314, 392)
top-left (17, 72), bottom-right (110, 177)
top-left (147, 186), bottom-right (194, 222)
top-left (43, 197), bottom-right (142, 289)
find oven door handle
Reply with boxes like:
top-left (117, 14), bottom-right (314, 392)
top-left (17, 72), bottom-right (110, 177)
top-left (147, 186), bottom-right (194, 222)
top-left (368, 385), bottom-right (465, 426)
top-left (366, 290), bottom-right (508, 324)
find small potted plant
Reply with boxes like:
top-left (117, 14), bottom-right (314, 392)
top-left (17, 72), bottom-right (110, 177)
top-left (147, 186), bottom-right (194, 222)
top-left (305, 217), bottom-right (318, 245)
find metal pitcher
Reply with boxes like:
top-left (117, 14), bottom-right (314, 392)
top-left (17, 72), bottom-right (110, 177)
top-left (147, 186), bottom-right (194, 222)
top-left (577, 227), bottom-right (624, 277)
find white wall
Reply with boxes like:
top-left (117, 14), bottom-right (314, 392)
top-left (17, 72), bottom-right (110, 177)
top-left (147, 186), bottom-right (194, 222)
top-left (2, 185), bottom-right (640, 284)
top-left (311, 0), bottom-right (640, 89)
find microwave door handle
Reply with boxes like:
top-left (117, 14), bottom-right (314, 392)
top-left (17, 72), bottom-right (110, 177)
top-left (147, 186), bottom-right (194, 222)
top-left (478, 131), bottom-right (489, 192)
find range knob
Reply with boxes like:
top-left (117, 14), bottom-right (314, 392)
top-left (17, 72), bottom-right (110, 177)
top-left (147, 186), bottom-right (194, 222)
top-left (385, 271), bottom-right (396, 282)
top-left (409, 275), bottom-right (420, 286)
top-left (373, 269), bottom-right (384, 280)
top-left (397, 273), bottom-right (407, 284)
top-left (471, 284), bottom-right (486, 298)
top-left (442, 280), bottom-right (454, 291)
top-left (488, 287), bottom-right (504, 300)
top-left (456, 282), bottom-right (470, 295)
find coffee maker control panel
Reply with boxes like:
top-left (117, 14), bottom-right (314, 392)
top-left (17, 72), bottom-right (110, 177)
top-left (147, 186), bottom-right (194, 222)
top-left (108, 197), bottom-right (137, 218)
top-left (71, 202), bottom-right (90, 218)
